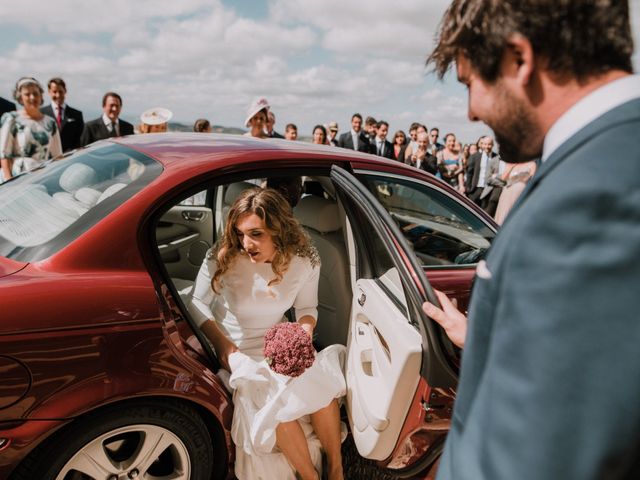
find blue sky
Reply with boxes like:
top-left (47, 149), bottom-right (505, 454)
top-left (1, 0), bottom-right (638, 144)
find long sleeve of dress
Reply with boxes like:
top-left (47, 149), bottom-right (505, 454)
top-left (294, 263), bottom-right (319, 321)
top-left (188, 251), bottom-right (217, 328)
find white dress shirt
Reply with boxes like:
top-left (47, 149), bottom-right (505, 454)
top-left (477, 152), bottom-right (489, 188)
top-left (542, 75), bottom-right (640, 162)
top-left (51, 102), bottom-right (66, 122)
top-left (102, 113), bottom-right (120, 136)
top-left (350, 129), bottom-right (359, 150)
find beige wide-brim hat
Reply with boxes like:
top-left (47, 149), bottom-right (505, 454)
top-left (140, 107), bottom-right (173, 125)
top-left (244, 97), bottom-right (270, 127)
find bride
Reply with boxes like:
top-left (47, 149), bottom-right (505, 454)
top-left (188, 187), bottom-right (346, 480)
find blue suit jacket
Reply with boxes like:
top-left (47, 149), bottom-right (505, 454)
top-left (437, 98), bottom-right (640, 480)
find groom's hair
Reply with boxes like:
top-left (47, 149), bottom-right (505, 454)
top-left (427, 0), bottom-right (634, 82)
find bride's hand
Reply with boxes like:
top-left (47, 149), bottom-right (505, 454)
top-left (201, 320), bottom-right (239, 371)
top-left (298, 315), bottom-right (316, 338)
top-left (214, 337), bottom-right (239, 371)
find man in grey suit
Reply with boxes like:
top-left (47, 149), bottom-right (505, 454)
top-left (423, 1), bottom-right (640, 479)
top-left (337, 113), bottom-right (370, 153)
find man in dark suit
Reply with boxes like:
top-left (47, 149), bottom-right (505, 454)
top-left (266, 110), bottom-right (284, 138)
top-left (338, 113), bottom-right (370, 153)
top-left (423, 1), bottom-right (640, 479)
top-left (428, 127), bottom-right (444, 155)
top-left (0, 97), bottom-right (15, 117)
top-left (465, 136), bottom-right (503, 214)
top-left (80, 92), bottom-right (134, 146)
top-left (372, 120), bottom-right (394, 159)
top-left (40, 78), bottom-right (84, 152)
top-left (406, 131), bottom-right (437, 174)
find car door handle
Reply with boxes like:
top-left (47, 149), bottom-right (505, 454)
top-left (158, 233), bottom-right (199, 252)
top-left (357, 292), bottom-right (366, 306)
top-left (182, 211), bottom-right (207, 222)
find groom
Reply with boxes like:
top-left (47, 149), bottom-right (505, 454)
top-left (423, 1), bottom-right (640, 479)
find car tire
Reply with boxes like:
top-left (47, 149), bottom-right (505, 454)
top-left (11, 398), bottom-right (215, 480)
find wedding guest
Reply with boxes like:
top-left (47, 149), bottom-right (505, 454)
top-left (243, 97), bottom-right (270, 139)
top-left (392, 130), bottom-right (408, 162)
top-left (266, 110), bottom-right (284, 138)
top-left (285, 123), bottom-right (298, 141)
top-left (494, 160), bottom-right (537, 224)
top-left (327, 121), bottom-right (339, 146)
top-left (312, 124), bottom-right (327, 145)
top-left (138, 107), bottom-right (172, 133)
top-left (193, 118), bottom-right (212, 133)
top-left (80, 92), bottom-right (134, 146)
top-left (407, 131), bottom-right (437, 174)
top-left (436, 133), bottom-right (465, 193)
top-left (0, 77), bottom-right (62, 182)
top-left (337, 113), bottom-right (369, 152)
top-left (41, 77), bottom-right (84, 152)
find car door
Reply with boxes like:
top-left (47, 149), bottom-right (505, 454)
top-left (354, 170), bottom-right (496, 316)
top-left (331, 166), bottom-right (458, 474)
top-left (156, 189), bottom-right (212, 287)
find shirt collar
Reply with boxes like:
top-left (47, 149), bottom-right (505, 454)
top-left (542, 74), bottom-right (640, 162)
top-left (102, 113), bottom-right (119, 126)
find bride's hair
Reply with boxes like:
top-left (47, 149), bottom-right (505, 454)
top-left (211, 187), bottom-right (317, 293)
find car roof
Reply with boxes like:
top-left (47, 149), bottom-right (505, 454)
top-left (109, 132), bottom-right (379, 168)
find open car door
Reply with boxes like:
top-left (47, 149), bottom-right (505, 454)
top-left (331, 165), bottom-right (459, 476)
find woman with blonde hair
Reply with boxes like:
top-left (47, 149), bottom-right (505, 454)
top-left (188, 187), bottom-right (346, 480)
top-left (0, 77), bottom-right (62, 181)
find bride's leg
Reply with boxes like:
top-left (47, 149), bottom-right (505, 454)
top-left (310, 399), bottom-right (344, 480)
top-left (276, 420), bottom-right (319, 480)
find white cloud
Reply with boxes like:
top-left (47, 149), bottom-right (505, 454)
top-left (0, 0), bottom-right (637, 145)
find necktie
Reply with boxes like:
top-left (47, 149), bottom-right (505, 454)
top-left (56, 106), bottom-right (62, 128)
top-left (353, 133), bottom-right (358, 150)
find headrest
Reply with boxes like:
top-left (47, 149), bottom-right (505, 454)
top-left (97, 183), bottom-right (127, 204)
top-left (59, 163), bottom-right (97, 193)
top-left (295, 195), bottom-right (340, 234)
top-left (224, 181), bottom-right (257, 205)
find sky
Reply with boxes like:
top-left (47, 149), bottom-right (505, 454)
top-left (0, 0), bottom-right (639, 144)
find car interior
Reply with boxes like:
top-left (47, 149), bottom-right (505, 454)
top-left (157, 173), bottom-right (353, 350)
top-left (152, 168), bottom-right (489, 463)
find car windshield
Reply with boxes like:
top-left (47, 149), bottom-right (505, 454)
top-left (0, 144), bottom-right (162, 262)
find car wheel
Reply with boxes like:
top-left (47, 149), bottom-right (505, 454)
top-left (11, 399), bottom-right (215, 480)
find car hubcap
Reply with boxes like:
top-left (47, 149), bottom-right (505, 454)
top-left (55, 424), bottom-right (191, 480)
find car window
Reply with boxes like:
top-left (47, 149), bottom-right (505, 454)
top-left (357, 173), bottom-right (495, 267)
top-left (0, 144), bottom-right (161, 262)
top-left (179, 190), bottom-right (208, 206)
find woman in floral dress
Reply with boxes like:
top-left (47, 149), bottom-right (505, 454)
top-left (0, 77), bottom-right (62, 182)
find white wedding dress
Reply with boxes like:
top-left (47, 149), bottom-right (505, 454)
top-left (188, 251), bottom-right (347, 479)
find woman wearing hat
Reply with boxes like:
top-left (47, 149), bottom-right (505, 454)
top-left (243, 97), bottom-right (270, 139)
top-left (0, 77), bottom-right (62, 182)
top-left (138, 107), bottom-right (172, 134)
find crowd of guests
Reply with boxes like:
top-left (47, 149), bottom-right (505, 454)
top-left (0, 77), bottom-right (534, 224)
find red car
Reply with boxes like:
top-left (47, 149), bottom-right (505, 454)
top-left (0, 134), bottom-right (496, 479)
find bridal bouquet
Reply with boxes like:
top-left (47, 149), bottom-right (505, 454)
top-left (264, 322), bottom-right (315, 377)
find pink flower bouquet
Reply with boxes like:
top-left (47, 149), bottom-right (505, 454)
top-left (263, 322), bottom-right (315, 377)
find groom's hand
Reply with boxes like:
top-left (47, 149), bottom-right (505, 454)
top-left (423, 290), bottom-right (468, 349)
